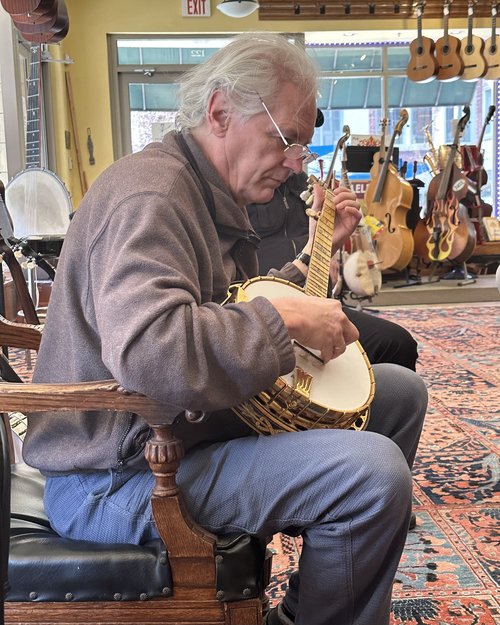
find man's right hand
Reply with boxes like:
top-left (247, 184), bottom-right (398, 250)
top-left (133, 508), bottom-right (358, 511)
top-left (271, 296), bottom-right (359, 363)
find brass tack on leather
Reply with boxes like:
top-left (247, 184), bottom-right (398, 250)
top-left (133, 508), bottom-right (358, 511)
top-left (29, 592), bottom-right (37, 600)
top-left (162, 587), bottom-right (171, 596)
top-left (113, 593), bottom-right (122, 601)
top-left (216, 590), bottom-right (225, 600)
top-left (215, 555), bottom-right (223, 564)
top-left (139, 592), bottom-right (148, 601)
top-left (65, 593), bottom-right (74, 601)
top-left (184, 409), bottom-right (206, 423)
top-left (243, 588), bottom-right (251, 597)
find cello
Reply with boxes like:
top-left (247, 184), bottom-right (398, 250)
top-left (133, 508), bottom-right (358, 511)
top-left (461, 105), bottom-right (495, 244)
top-left (414, 107), bottom-right (471, 264)
top-left (364, 110), bottom-right (414, 271)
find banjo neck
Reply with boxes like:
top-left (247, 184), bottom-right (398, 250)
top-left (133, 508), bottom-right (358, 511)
top-left (26, 43), bottom-right (45, 169)
top-left (304, 187), bottom-right (335, 298)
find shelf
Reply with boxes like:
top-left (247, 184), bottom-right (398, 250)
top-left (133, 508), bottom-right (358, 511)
top-left (258, 1), bottom-right (494, 21)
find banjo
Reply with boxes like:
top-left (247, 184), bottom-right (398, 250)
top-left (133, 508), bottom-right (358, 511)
top-left (226, 134), bottom-right (375, 435)
top-left (5, 43), bottom-right (71, 248)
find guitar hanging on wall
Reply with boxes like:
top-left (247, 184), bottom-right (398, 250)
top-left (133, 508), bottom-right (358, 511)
top-left (5, 43), bottom-right (71, 255)
top-left (484, 2), bottom-right (500, 80)
top-left (407, 1), bottom-right (438, 83)
top-left (434, 0), bottom-right (464, 81)
top-left (459, 0), bottom-right (488, 81)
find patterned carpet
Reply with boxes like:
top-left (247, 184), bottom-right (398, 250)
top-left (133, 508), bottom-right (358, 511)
top-left (267, 302), bottom-right (500, 625)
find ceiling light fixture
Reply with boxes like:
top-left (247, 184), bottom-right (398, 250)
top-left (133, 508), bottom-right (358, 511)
top-left (216, 0), bottom-right (260, 18)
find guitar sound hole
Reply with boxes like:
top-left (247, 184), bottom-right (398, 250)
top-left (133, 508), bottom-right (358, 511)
top-left (417, 46), bottom-right (424, 55)
top-left (466, 45), bottom-right (473, 54)
top-left (443, 45), bottom-right (449, 54)
top-left (491, 45), bottom-right (497, 54)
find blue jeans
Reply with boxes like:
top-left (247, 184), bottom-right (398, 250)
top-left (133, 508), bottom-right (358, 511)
top-left (45, 363), bottom-right (427, 625)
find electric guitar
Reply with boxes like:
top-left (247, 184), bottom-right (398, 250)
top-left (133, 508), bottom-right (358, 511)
top-left (407, 1), bottom-right (438, 83)
top-left (484, 2), bottom-right (500, 80)
top-left (460, 0), bottom-right (488, 81)
top-left (435, 0), bottom-right (464, 81)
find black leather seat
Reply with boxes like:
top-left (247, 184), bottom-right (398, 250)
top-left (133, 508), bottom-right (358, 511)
top-left (0, 374), bottom-right (271, 625)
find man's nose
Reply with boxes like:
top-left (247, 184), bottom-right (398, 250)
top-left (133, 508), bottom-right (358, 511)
top-left (284, 158), bottom-right (304, 174)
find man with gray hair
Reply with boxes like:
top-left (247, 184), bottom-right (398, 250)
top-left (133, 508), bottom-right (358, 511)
top-left (24, 33), bottom-right (427, 625)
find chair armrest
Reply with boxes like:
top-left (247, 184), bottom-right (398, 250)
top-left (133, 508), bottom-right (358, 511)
top-left (0, 379), bottom-right (218, 589)
top-left (0, 315), bottom-right (42, 351)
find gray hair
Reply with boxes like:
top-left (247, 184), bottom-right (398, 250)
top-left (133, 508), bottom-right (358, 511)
top-left (175, 32), bottom-right (318, 130)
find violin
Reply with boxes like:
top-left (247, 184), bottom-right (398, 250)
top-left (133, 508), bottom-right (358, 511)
top-left (364, 110), bottom-right (414, 271)
top-left (414, 107), bottom-right (472, 263)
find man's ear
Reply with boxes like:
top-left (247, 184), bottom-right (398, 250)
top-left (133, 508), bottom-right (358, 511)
top-left (206, 90), bottom-right (230, 137)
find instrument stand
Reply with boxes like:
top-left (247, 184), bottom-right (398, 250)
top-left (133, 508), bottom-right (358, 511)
top-left (345, 292), bottom-right (380, 314)
top-left (392, 266), bottom-right (422, 289)
top-left (441, 262), bottom-right (476, 286)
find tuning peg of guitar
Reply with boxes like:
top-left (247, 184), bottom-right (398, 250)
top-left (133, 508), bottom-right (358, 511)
top-left (14, 250), bottom-right (23, 259)
top-left (300, 189), bottom-right (312, 203)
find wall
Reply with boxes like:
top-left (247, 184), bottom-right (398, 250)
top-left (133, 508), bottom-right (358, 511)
top-left (46, 1), bottom-right (483, 206)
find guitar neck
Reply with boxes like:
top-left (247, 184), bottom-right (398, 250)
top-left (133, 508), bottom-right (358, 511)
top-left (467, 9), bottom-right (473, 49)
top-left (305, 188), bottom-right (335, 298)
top-left (417, 10), bottom-right (423, 48)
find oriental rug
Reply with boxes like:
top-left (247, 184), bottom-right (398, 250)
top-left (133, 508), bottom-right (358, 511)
top-left (267, 302), bottom-right (500, 625)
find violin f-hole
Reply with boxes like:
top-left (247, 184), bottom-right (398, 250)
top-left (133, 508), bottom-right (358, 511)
top-left (384, 212), bottom-right (396, 233)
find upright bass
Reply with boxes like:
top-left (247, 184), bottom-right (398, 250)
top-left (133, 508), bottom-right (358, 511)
top-left (364, 110), bottom-right (414, 271)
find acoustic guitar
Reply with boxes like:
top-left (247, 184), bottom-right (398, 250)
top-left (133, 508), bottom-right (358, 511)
top-left (407, 0), bottom-right (438, 83)
top-left (435, 0), bottom-right (464, 81)
top-left (484, 3), bottom-right (500, 80)
top-left (13, 0), bottom-right (68, 43)
top-left (0, 0), bottom-right (56, 19)
top-left (460, 0), bottom-right (488, 81)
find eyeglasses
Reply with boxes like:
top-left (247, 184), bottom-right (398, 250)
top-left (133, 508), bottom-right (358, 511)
top-left (259, 97), bottom-right (318, 165)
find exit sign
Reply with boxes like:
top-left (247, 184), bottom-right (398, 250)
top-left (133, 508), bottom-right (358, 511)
top-left (182, 0), bottom-right (211, 16)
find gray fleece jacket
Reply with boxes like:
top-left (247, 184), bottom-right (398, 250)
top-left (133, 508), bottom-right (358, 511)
top-left (24, 131), bottom-right (301, 475)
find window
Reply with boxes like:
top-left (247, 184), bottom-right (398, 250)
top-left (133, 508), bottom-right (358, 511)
top-left (109, 35), bottom-right (497, 209)
top-left (306, 41), bottom-right (495, 206)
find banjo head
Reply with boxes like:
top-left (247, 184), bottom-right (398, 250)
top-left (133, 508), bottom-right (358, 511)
top-left (6, 168), bottom-right (72, 240)
top-left (229, 276), bottom-right (375, 432)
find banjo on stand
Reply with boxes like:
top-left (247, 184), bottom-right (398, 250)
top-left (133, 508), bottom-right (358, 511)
top-left (5, 43), bottom-right (71, 307)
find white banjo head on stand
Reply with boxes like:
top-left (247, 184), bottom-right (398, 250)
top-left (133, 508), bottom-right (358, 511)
top-left (6, 168), bottom-right (72, 240)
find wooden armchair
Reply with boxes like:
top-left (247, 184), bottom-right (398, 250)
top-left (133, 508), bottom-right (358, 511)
top-left (0, 319), bottom-right (271, 625)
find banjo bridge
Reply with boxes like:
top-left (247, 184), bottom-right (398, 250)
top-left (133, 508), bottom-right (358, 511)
top-left (293, 367), bottom-right (313, 399)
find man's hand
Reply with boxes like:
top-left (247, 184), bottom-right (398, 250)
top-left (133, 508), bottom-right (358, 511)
top-left (308, 183), bottom-right (361, 251)
top-left (272, 296), bottom-right (359, 363)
